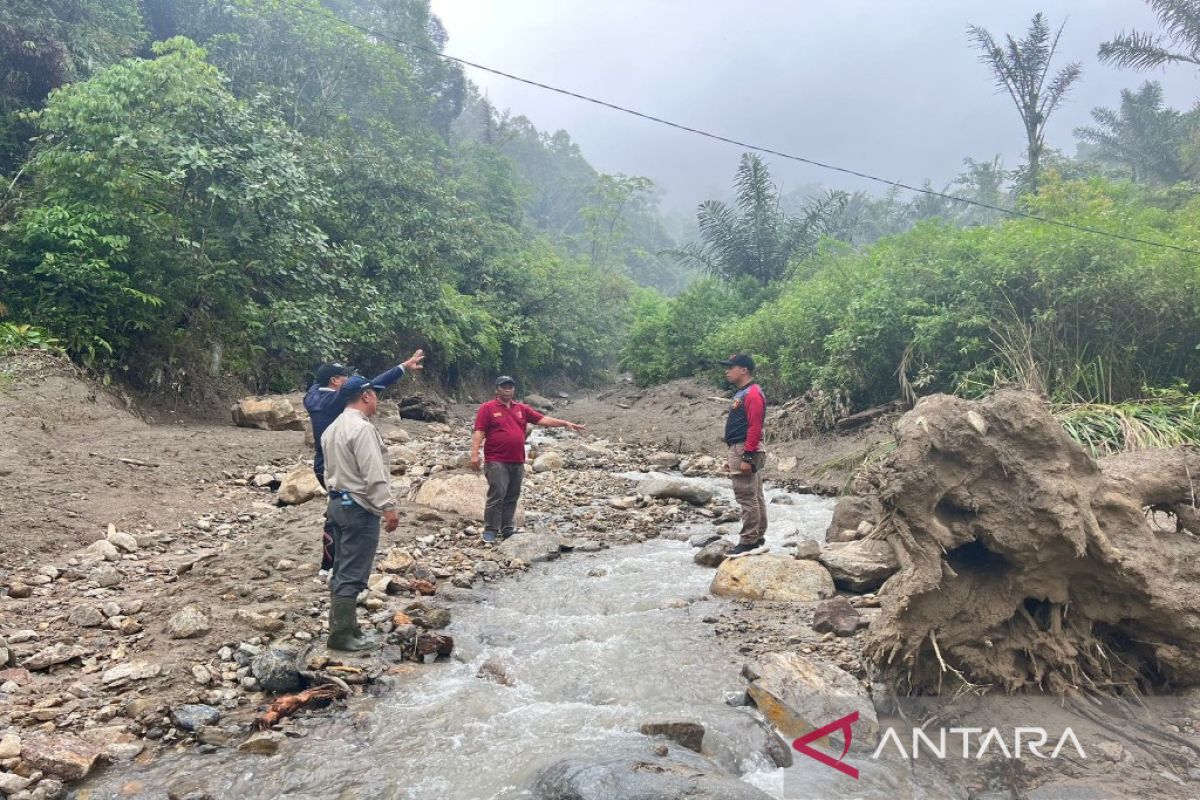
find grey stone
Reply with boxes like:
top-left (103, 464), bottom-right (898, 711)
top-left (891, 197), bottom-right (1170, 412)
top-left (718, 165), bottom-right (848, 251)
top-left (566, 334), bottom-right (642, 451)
top-left (701, 707), bottom-right (794, 774)
top-left (524, 393), bottom-right (556, 411)
top-left (747, 652), bottom-right (878, 748)
top-left (68, 606), bottom-right (104, 628)
top-left (276, 468), bottom-right (323, 506)
top-left (532, 742), bottom-right (771, 800)
top-left (637, 478), bottom-right (713, 506)
top-left (688, 532), bottom-right (723, 548)
top-left (792, 540), bottom-right (822, 560)
top-left (817, 540), bottom-right (900, 593)
top-left (824, 495), bottom-right (876, 542)
top-left (694, 540), bottom-right (730, 568)
top-left (106, 530), bottom-right (139, 553)
top-left (532, 451), bottom-right (565, 473)
top-left (640, 719), bottom-right (705, 752)
top-left (23, 644), bottom-right (86, 671)
top-left (93, 565), bottom-right (122, 588)
top-left (171, 704), bottom-right (221, 732)
top-left (812, 596), bottom-right (867, 636)
top-left (250, 648), bottom-right (302, 694)
top-left (646, 451), bottom-right (682, 469)
top-left (404, 602), bottom-right (452, 630)
top-left (239, 731), bottom-right (285, 755)
top-left (101, 660), bottom-right (161, 687)
top-left (497, 532), bottom-right (562, 564)
top-left (0, 772), bottom-right (32, 794)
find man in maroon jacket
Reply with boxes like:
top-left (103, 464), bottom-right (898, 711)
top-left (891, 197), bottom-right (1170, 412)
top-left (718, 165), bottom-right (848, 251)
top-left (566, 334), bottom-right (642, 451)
top-left (721, 354), bottom-right (769, 557)
top-left (470, 375), bottom-right (586, 543)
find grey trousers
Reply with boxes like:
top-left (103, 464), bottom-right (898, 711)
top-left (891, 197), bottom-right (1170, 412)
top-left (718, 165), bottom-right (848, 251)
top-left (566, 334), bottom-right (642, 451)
top-left (484, 461), bottom-right (524, 533)
top-left (728, 443), bottom-right (768, 545)
top-left (326, 496), bottom-right (381, 599)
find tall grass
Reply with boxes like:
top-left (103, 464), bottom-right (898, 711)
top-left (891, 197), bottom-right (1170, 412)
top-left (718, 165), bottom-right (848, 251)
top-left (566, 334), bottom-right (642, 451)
top-left (1055, 392), bottom-right (1200, 457)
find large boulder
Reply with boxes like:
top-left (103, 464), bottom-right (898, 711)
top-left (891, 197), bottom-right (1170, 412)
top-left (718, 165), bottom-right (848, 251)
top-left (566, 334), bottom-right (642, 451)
top-left (746, 651), bottom-right (878, 749)
top-left (231, 396), bottom-right (304, 431)
top-left (817, 540), bottom-right (899, 593)
top-left (637, 477), bottom-right (713, 506)
top-left (710, 555), bottom-right (834, 602)
top-left (398, 393), bottom-right (449, 423)
top-left (524, 393), bottom-right (556, 411)
top-left (413, 473), bottom-right (524, 524)
top-left (276, 467), bottom-right (324, 506)
top-left (532, 742), bottom-right (773, 800)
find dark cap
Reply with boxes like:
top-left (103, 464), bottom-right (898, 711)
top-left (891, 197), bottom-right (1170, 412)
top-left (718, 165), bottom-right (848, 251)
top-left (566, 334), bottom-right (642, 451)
top-left (719, 353), bottom-right (755, 371)
top-left (341, 375), bottom-right (385, 397)
top-left (495, 375), bottom-right (517, 387)
top-left (316, 362), bottom-right (354, 386)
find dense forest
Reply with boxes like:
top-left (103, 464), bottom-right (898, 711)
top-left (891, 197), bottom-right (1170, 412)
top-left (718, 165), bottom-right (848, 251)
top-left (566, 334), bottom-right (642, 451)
top-left (2, 1), bottom-right (1198, 447)
top-left (0, 0), bottom-right (679, 393)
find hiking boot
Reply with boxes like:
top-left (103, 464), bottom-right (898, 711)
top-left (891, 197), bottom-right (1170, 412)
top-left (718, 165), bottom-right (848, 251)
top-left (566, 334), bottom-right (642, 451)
top-left (500, 526), bottom-right (516, 540)
top-left (482, 529), bottom-right (498, 544)
top-left (326, 595), bottom-right (381, 652)
top-left (727, 538), bottom-right (768, 559)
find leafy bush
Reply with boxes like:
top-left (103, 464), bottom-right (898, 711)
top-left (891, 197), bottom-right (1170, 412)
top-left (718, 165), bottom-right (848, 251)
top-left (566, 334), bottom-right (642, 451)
top-left (621, 277), bottom-right (766, 385)
top-left (711, 179), bottom-right (1200, 408)
top-left (0, 322), bottom-right (61, 355)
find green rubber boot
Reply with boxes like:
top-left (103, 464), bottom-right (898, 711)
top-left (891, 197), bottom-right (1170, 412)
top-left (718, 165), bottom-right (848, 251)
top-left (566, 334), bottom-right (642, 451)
top-left (326, 595), bottom-right (381, 652)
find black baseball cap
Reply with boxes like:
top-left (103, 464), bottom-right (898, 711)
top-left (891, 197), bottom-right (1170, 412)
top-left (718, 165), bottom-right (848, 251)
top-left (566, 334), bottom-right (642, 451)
top-left (719, 353), bottom-right (755, 371)
top-left (316, 362), bottom-right (354, 386)
top-left (495, 375), bottom-right (517, 387)
top-left (341, 375), bottom-right (385, 397)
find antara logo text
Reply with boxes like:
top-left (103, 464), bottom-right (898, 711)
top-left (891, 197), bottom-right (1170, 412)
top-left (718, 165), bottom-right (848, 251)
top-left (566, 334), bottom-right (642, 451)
top-left (791, 712), bottom-right (1088, 779)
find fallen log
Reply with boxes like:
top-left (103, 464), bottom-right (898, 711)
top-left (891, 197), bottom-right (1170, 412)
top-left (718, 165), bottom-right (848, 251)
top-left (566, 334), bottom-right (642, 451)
top-left (254, 684), bottom-right (347, 730)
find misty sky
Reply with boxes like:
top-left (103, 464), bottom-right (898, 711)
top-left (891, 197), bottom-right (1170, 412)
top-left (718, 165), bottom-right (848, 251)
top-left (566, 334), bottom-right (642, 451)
top-left (428, 0), bottom-right (1200, 213)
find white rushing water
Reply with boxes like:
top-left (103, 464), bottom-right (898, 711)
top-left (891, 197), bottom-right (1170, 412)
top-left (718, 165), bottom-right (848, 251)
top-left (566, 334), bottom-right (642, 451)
top-left (81, 476), bottom-right (949, 799)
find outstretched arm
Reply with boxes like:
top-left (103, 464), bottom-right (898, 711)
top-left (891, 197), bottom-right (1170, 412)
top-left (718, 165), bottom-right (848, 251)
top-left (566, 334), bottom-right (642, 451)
top-left (535, 415), bottom-right (586, 433)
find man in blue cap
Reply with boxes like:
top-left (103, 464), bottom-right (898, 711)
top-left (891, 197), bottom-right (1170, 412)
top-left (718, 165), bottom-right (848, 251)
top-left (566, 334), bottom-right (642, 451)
top-left (470, 375), bottom-right (586, 543)
top-left (305, 350), bottom-right (424, 576)
top-left (320, 375), bottom-right (398, 651)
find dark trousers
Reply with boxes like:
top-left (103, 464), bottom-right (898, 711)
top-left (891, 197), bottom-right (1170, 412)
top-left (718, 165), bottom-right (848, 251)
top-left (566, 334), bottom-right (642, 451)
top-left (315, 469), bottom-right (335, 571)
top-left (484, 461), bottom-right (524, 533)
top-left (728, 443), bottom-right (768, 545)
top-left (326, 496), bottom-right (381, 599)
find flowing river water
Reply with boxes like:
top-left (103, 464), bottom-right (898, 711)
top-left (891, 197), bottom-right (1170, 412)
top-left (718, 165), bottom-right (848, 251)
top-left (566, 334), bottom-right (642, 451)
top-left (80, 475), bottom-right (952, 800)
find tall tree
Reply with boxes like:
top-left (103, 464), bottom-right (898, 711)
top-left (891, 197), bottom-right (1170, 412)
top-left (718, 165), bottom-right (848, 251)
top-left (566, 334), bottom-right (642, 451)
top-left (1075, 81), bottom-right (1189, 184)
top-left (667, 153), bottom-right (846, 284)
top-left (1099, 0), bottom-right (1200, 71)
top-left (967, 13), bottom-right (1082, 193)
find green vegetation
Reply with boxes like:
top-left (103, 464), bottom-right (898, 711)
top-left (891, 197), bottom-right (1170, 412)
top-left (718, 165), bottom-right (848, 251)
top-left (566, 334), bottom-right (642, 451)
top-left (622, 5), bottom-right (1199, 454)
top-left (0, 0), bottom-right (679, 393)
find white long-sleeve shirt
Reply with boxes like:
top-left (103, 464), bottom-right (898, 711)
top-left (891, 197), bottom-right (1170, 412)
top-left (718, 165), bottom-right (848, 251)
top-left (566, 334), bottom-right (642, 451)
top-left (320, 408), bottom-right (395, 516)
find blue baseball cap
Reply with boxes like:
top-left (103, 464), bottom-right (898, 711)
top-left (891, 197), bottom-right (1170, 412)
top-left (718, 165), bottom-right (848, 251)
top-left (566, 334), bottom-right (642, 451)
top-left (495, 375), bottom-right (517, 387)
top-left (341, 375), bottom-right (385, 396)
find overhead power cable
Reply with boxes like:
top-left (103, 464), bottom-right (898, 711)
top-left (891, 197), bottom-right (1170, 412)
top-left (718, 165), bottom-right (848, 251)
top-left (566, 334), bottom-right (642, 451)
top-left (284, 1), bottom-right (1200, 257)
